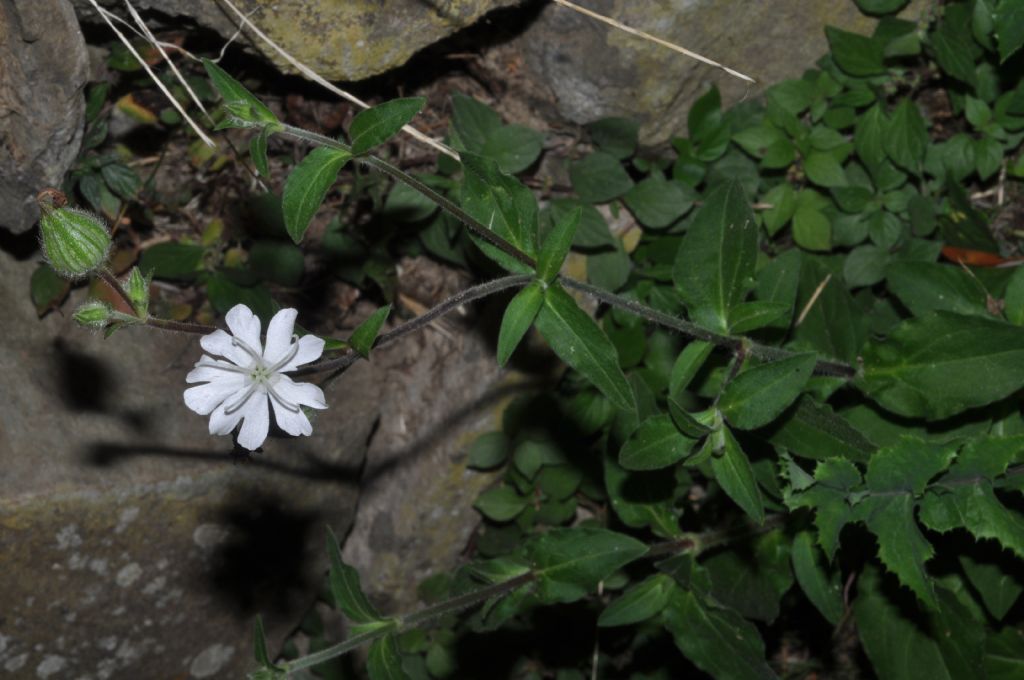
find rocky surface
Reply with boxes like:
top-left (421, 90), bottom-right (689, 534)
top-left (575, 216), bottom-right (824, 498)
top-left (0, 0), bottom-right (89, 234)
top-left (72, 0), bottom-right (519, 82)
top-left (0, 251), bottom-right (378, 678)
top-left (514, 0), bottom-right (928, 144)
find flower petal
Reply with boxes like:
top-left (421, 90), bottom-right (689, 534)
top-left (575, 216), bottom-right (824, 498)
top-left (236, 394), bottom-right (270, 451)
top-left (225, 304), bottom-right (262, 355)
top-left (270, 395), bottom-right (313, 436)
top-left (207, 390), bottom-right (249, 435)
top-left (263, 308), bottom-right (299, 365)
top-left (278, 335), bottom-right (326, 372)
top-left (199, 330), bottom-right (250, 366)
top-left (184, 376), bottom-right (245, 415)
top-left (186, 356), bottom-right (246, 384)
top-left (273, 374), bottom-right (327, 409)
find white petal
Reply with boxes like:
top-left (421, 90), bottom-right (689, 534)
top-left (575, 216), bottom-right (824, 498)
top-left (186, 357), bottom-right (245, 384)
top-left (225, 304), bottom-right (262, 355)
top-left (273, 374), bottom-right (327, 409)
top-left (184, 377), bottom-right (245, 415)
top-left (236, 394), bottom-right (270, 450)
top-left (278, 335), bottom-right (326, 372)
top-left (207, 390), bottom-right (249, 435)
top-left (199, 330), bottom-right (249, 366)
top-left (263, 308), bottom-right (298, 365)
top-left (270, 395), bottom-right (313, 436)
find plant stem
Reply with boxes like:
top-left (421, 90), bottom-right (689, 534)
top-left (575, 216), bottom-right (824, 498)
top-left (401, 571), bottom-right (536, 628)
top-left (282, 625), bottom-right (394, 673)
top-left (97, 268), bottom-right (136, 312)
top-left (145, 317), bottom-right (217, 334)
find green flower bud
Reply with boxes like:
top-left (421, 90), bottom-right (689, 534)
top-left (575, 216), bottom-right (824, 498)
top-left (38, 206), bottom-right (111, 279)
top-left (125, 266), bottom-right (150, 317)
top-left (73, 300), bottom-right (112, 328)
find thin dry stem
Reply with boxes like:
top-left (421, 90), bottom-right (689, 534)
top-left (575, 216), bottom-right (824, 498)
top-left (551, 0), bottom-right (756, 84)
top-left (217, 0), bottom-right (459, 160)
top-left (795, 273), bottom-right (831, 327)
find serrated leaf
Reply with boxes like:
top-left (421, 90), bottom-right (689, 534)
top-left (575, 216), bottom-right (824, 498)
top-left (527, 527), bottom-right (648, 603)
top-left (719, 353), bottom-right (817, 430)
top-left (856, 493), bottom-right (938, 608)
top-left (349, 97), bottom-right (424, 155)
top-left (662, 587), bottom-right (778, 680)
top-left (348, 305), bottom-right (391, 358)
top-left (282, 147), bottom-right (352, 243)
top-left (858, 312), bottom-right (1024, 420)
top-left (920, 483), bottom-right (1024, 560)
top-left (497, 281), bottom-right (544, 366)
top-left (791, 531), bottom-right (843, 625)
top-left (367, 635), bottom-right (408, 680)
top-left (598, 574), bottom-right (673, 627)
top-left (537, 205), bottom-right (579, 282)
top-left (534, 284), bottom-right (635, 412)
top-left (619, 414), bottom-right (697, 471)
top-left (865, 437), bottom-right (956, 495)
top-left (712, 427), bottom-right (765, 524)
top-left (672, 180), bottom-right (757, 332)
top-left (202, 58), bottom-right (278, 126)
top-left (785, 458), bottom-right (861, 559)
top-left (326, 526), bottom-right (383, 624)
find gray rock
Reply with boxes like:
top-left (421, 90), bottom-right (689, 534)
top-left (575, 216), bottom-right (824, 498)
top-left (516, 0), bottom-right (927, 145)
top-left (0, 0), bottom-right (89, 234)
top-left (0, 251), bottom-right (378, 678)
top-left (73, 0), bottom-right (519, 82)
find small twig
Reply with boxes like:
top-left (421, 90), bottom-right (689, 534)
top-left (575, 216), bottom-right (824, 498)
top-left (551, 0), bottom-right (756, 84)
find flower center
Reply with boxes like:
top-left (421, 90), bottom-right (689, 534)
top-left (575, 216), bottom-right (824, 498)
top-left (222, 334), bottom-right (304, 415)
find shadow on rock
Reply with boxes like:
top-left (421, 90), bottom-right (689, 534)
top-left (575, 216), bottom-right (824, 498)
top-left (52, 337), bottom-right (149, 432)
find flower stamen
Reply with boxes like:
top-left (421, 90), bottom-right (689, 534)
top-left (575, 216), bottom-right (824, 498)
top-left (267, 334), bottom-right (302, 374)
top-left (267, 385), bottom-right (301, 413)
top-left (231, 336), bottom-right (263, 363)
top-left (224, 382), bottom-right (259, 414)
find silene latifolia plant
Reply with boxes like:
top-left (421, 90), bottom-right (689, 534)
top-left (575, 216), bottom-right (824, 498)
top-left (35, 0), bottom-right (1024, 677)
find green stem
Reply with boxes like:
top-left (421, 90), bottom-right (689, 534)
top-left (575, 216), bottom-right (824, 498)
top-left (282, 625), bottom-right (394, 674)
top-left (145, 317), bottom-right (217, 335)
top-left (97, 268), bottom-right (136, 312)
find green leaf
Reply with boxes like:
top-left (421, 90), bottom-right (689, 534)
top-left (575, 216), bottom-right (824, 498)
top-left (282, 147), bottom-right (352, 243)
top-left (537, 205), bottom-right (580, 283)
top-left (349, 97), bottom-right (424, 155)
top-left (570, 152), bottom-right (635, 204)
top-left (766, 396), bottom-right (874, 464)
top-left (548, 199), bottom-right (615, 249)
top-left (855, 0), bottom-right (909, 15)
top-left (669, 340), bottom-right (713, 396)
top-left (920, 482), bottom-right (1024, 560)
top-left (459, 152), bottom-right (538, 273)
top-left (711, 427), bottom-right (765, 524)
top-left (475, 485), bottom-right (528, 522)
top-left (727, 301), bottom-right (791, 334)
top-left (703, 529), bottom-right (793, 622)
top-left (623, 177), bottom-right (695, 228)
top-left (467, 431), bottom-right (510, 470)
top-left (252, 615), bottom-right (272, 667)
top-left (804, 152), bottom-right (848, 188)
top-left (139, 242), bottom-right (205, 280)
top-left (598, 574), bottom-right (673, 627)
top-left (854, 104), bottom-right (889, 174)
top-left (928, 19), bottom-right (978, 87)
top-left (720, 353), bottom-right (817, 430)
top-left (250, 126), bottom-right (271, 177)
top-left (826, 26), bottom-right (886, 76)
top-left (886, 262), bottom-right (991, 318)
top-left (481, 125), bottom-right (544, 174)
top-left (30, 263), bottom-right (69, 315)
top-left (986, 627), bottom-right (1024, 679)
top-left (886, 99), bottom-right (929, 174)
top-left (792, 204), bottom-right (831, 252)
top-left (604, 455), bottom-right (681, 538)
top-left (248, 240), bottom-right (304, 287)
top-left (662, 587), bottom-right (778, 680)
top-left (619, 415), bottom-right (696, 471)
top-left (844, 244), bottom-right (890, 287)
top-left (858, 312), bottom-right (1024, 420)
top-left (761, 183), bottom-right (797, 236)
top-left (348, 305), bottom-right (391, 358)
top-left (450, 94), bottom-right (501, 152)
top-left (367, 635), bottom-right (408, 680)
top-left (326, 526), bottom-right (383, 624)
top-left (865, 437), bottom-right (956, 495)
top-left (792, 257), bottom-right (864, 363)
top-left (791, 531), bottom-right (843, 624)
top-left (534, 284), bottom-right (635, 412)
top-left (587, 117), bottom-right (638, 160)
top-left (202, 58), bottom-right (278, 126)
top-left (527, 527), bottom-right (648, 603)
top-left (100, 162), bottom-right (140, 199)
top-left (672, 180), bottom-right (757, 332)
top-left (960, 553), bottom-right (1023, 621)
top-left (497, 281), bottom-right (544, 366)
top-left (206, 273), bottom-right (277, 324)
top-left (383, 177), bottom-right (439, 223)
top-left (996, 0), bottom-right (1024, 62)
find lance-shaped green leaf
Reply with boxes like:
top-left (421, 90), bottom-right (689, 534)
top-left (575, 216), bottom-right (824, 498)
top-left (711, 427), bottom-right (765, 524)
top-left (497, 281), bottom-right (543, 366)
top-left (367, 635), bottom-right (408, 680)
top-left (202, 58), bottom-right (278, 127)
top-left (669, 340), bottom-right (713, 396)
top-left (791, 531), bottom-right (843, 625)
top-left (886, 261), bottom-right (991, 318)
top-left (719, 353), bottom-right (817, 430)
top-left (537, 205), bottom-right (580, 283)
top-left (326, 526), bottom-right (383, 624)
top-left (672, 180), bottom-right (757, 332)
top-left (619, 414), bottom-right (697, 471)
top-left (534, 284), bottom-right (635, 412)
top-left (766, 396), bottom-right (874, 463)
top-left (886, 98), bottom-right (929, 174)
top-left (662, 586), bottom-right (778, 680)
top-left (858, 312), bottom-right (1024, 420)
top-left (349, 97), bottom-right (425, 155)
top-left (252, 615), bottom-right (279, 670)
top-left (348, 305), bottom-right (391, 358)
top-left (598, 574), bottom-right (673, 627)
top-left (527, 527), bottom-right (648, 603)
top-left (460, 152), bottom-right (538, 273)
top-left (854, 104), bottom-right (888, 175)
top-left (282, 147), bottom-right (352, 243)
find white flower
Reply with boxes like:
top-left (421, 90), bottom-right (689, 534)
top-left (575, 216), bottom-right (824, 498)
top-left (184, 304), bottom-right (327, 450)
